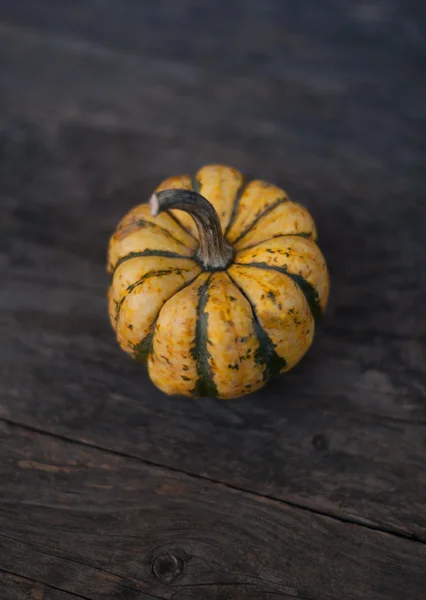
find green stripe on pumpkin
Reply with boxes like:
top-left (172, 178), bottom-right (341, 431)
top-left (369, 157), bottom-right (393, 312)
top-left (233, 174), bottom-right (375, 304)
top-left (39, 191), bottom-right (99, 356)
top-left (132, 271), bottom-right (204, 362)
top-left (165, 209), bottom-right (198, 239)
top-left (224, 179), bottom-right (246, 237)
top-left (235, 232), bottom-right (314, 253)
top-left (119, 218), bottom-right (192, 249)
top-left (227, 273), bottom-right (286, 382)
top-left (288, 232), bottom-right (312, 239)
top-left (191, 275), bottom-right (219, 397)
top-left (231, 197), bottom-right (288, 245)
top-left (114, 250), bottom-right (197, 272)
top-left (235, 261), bottom-right (322, 322)
top-left (115, 268), bottom-right (183, 324)
top-left (133, 320), bottom-right (157, 363)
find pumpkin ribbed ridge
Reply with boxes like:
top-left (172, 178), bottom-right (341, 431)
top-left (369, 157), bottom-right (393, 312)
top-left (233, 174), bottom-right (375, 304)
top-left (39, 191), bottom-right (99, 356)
top-left (235, 262), bottom-right (322, 322)
top-left (191, 275), bottom-right (219, 397)
top-left (114, 250), bottom-right (194, 271)
top-left (226, 272), bottom-right (286, 382)
top-left (108, 164), bottom-right (329, 399)
top-left (231, 197), bottom-right (287, 246)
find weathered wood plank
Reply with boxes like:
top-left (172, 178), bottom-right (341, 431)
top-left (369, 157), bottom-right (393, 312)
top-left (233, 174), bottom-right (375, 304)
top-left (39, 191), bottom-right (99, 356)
top-left (1, 118), bottom-right (426, 542)
top-left (1, 8), bottom-right (426, 600)
top-left (0, 0), bottom-right (424, 84)
top-left (1, 422), bottom-right (425, 600)
top-left (0, 572), bottom-right (80, 600)
top-left (0, 7), bottom-right (425, 194)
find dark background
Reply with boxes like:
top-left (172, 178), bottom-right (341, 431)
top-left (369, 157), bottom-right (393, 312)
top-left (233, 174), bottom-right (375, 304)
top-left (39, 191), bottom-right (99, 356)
top-left (1, 1), bottom-right (426, 599)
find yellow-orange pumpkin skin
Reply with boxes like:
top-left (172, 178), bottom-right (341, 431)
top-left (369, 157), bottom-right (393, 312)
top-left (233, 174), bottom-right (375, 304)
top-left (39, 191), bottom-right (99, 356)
top-left (107, 165), bottom-right (329, 399)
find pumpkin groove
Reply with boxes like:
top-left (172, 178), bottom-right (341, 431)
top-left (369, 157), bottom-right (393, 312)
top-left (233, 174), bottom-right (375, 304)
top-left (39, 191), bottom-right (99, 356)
top-left (121, 219), bottom-right (190, 248)
top-left (232, 201), bottom-right (317, 250)
top-left (108, 211), bottom-right (197, 273)
top-left (226, 180), bottom-right (289, 244)
top-left (201, 272), bottom-right (265, 397)
top-left (154, 174), bottom-right (195, 238)
top-left (193, 165), bottom-right (244, 233)
top-left (115, 268), bottom-right (185, 324)
top-left (234, 262), bottom-right (323, 322)
top-left (165, 209), bottom-right (198, 240)
top-left (148, 272), bottom-right (210, 396)
top-left (115, 250), bottom-right (195, 270)
top-left (230, 196), bottom-right (287, 246)
top-left (228, 265), bottom-right (314, 375)
top-left (226, 272), bottom-right (286, 383)
top-left (108, 164), bottom-right (329, 398)
top-left (236, 231), bottom-right (313, 254)
top-left (191, 274), bottom-right (219, 397)
top-left (133, 318), bottom-right (158, 362)
top-left (112, 256), bottom-right (201, 355)
top-left (223, 181), bottom-right (246, 237)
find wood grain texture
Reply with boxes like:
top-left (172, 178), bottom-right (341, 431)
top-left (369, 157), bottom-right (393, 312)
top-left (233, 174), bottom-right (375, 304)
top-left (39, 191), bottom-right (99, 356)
top-left (1, 120), bottom-right (425, 542)
top-left (0, 0), bottom-right (426, 598)
top-left (1, 422), bottom-right (426, 600)
top-left (0, 573), bottom-right (78, 600)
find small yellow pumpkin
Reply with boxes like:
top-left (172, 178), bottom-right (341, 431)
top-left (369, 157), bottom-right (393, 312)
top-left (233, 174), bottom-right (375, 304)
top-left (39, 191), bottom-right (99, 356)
top-left (107, 165), bottom-right (329, 399)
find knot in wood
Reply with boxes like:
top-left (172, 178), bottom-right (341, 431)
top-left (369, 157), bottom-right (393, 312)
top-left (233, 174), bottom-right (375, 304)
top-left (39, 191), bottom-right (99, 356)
top-left (152, 552), bottom-right (184, 583)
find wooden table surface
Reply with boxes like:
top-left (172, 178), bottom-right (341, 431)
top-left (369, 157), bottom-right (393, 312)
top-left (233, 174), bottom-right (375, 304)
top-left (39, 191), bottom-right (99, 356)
top-left (1, 1), bottom-right (426, 599)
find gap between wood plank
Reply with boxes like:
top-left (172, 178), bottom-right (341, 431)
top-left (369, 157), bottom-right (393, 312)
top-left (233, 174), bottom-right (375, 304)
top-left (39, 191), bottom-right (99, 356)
top-left (1, 416), bottom-right (423, 546)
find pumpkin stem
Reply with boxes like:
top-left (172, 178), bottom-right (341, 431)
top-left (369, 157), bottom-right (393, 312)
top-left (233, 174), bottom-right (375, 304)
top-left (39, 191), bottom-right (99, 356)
top-left (150, 189), bottom-right (234, 270)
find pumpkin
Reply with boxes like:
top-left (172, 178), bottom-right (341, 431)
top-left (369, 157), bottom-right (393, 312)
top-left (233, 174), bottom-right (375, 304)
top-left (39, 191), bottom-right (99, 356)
top-left (107, 165), bottom-right (329, 399)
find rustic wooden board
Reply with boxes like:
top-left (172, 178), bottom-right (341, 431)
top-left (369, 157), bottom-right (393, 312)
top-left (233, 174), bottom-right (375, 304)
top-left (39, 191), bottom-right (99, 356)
top-left (0, 1), bottom-right (426, 598)
top-left (1, 111), bottom-right (426, 543)
top-left (1, 422), bottom-right (426, 600)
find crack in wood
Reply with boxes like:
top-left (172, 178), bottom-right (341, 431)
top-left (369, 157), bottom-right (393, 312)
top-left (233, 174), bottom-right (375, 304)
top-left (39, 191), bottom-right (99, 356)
top-left (0, 532), bottom-right (143, 594)
top-left (0, 567), bottom-right (91, 600)
top-left (1, 416), bottom-right (424, 545)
